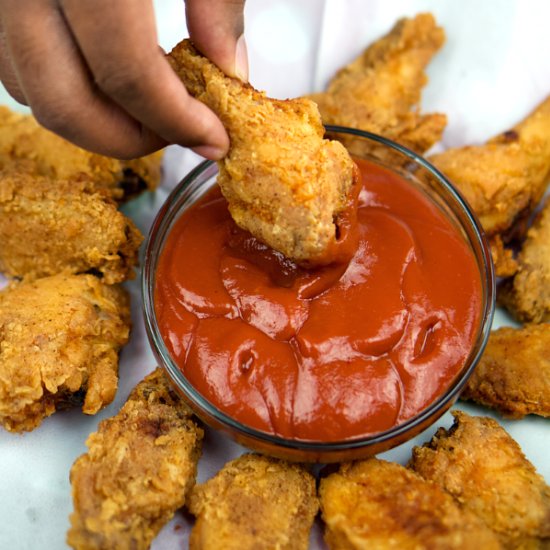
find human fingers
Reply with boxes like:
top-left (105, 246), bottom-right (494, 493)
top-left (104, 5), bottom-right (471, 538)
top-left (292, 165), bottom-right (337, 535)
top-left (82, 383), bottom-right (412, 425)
top-left (60, 0), bottom-right (229, 159)
top-left (0, 0), bottom-right (167, 158)
top-left (186, 0), bottom-right (248, 81)
top-left (0, 21), bottom-right (27, 104)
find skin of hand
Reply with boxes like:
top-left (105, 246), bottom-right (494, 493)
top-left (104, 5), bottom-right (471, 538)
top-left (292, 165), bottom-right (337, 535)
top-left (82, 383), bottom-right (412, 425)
top-left (0, 0), bottom-right (248, 160)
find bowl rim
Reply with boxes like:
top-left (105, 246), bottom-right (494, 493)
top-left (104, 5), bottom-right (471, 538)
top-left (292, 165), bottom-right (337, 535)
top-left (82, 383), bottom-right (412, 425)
top-left (142, 125), bottom-right (496, 453)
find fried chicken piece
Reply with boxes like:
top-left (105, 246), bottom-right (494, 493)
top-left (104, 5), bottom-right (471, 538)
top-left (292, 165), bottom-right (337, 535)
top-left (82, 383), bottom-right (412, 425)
top-left (320, 458), bottom-right (501, 550)
top-left (0, 172), bottom-right (143, 283)
top-left (0, 273), bottom-right (130, 432)
top-left (168, 40), bottom-right (356, 265)
top-left (0, 106), bottom-right (162, 201)
top-left (67, 368), bottom-right (204, 550)
top-left (430, 96), bottom-right (550, 242)
top-left (499, 198), bottom-right (550, 322)
top-left (309, 13), bottom-right (447, 156)
top-left (188, 453), bottom-right (318, 550)
top-left (461, 324), bottom-right (550, 418)
top-left (410, 411), bottom-right (550, 548)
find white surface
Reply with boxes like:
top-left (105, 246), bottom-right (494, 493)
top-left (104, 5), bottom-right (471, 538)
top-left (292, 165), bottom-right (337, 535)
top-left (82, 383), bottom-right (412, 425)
top-left (0, 1), bottom-right (549, 548)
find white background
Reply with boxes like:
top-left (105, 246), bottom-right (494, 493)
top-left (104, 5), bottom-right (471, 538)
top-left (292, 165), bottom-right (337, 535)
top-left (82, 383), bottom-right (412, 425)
top-left (0, 1), bottom-right (549, 548)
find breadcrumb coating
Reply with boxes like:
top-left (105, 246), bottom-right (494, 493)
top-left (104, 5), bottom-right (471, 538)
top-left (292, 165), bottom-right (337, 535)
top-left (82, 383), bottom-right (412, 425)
top-left (310, 13), bottom-right (447, 156)
top-left (499, 197), bottom-right (550, 322)
top-left (67, 368), bottom-right (203, 550)
top-left (410, 411), bottom-right (550, 548)
top-left (461, 324), bottom-right (550, 418)
top-left (168, 40), bottom-right (356, 265)
top-left (189, 453), bottom-right (318, 550)
top-left (431, 96), bottom-right (550, 276)
top-left (0, 273), bottom-right (130, 432)
top-left (320, 458), bottom-right (501, 549)
top-left (0, 172), bottom-right (143, 283)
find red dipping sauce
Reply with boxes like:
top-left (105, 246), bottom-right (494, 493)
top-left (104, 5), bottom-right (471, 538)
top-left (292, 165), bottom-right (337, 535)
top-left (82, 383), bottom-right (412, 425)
top-left (155, 158), bottom-right (482, 442)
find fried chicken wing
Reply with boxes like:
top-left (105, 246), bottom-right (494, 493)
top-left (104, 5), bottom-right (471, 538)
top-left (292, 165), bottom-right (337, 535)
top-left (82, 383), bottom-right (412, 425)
top-left (430, 96), bottom-right (550, 243)
top-left (0, 273), bottom-right (130, 432)
top-left (499, 198), bottom-right (550, 322)
top-left (67, 368), bottom-right (203, 550)
top-left (0, 172), bottom-right (143, 283)
top-left (168, 40), bottom-right (356, 265)
top-left (461, 325), bottom-right (550, 418)
top-left (410, 411), bottom-right (550, 548)
top-left (309, 13), bottom-right (447, 156)
top-left (188, 453), bottom-right (318, 550)
top-left (0, 106), bottom-right (163, 200)
top-left (319, 458), bottom-right (501, 550)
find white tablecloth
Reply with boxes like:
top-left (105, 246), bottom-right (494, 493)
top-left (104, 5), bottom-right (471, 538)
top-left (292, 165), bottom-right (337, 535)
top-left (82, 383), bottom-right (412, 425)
top-left (1, 1), bottom-right (549, 548)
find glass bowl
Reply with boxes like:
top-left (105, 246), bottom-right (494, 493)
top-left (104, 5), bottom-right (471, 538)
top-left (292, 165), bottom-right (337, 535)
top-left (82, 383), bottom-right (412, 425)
top-left (142, 126), bottom-right (495, 463)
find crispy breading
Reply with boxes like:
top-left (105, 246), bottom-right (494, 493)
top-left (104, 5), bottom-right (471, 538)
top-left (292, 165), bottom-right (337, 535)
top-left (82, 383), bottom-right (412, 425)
top-left (319, 458), bottom-right (501, 550)
top-left (67, 368), bottom-right (203, 550)
top-left (410, 411), bottom-right (550, 548)
top-left (309, 13), bottom-right (447, 155)
top-left (499, 198), bottom-right (550, 322)
top-left (0, 273), bottom-right (130, 432)
top-left (188, 453), bottom-right (318, 550)
top-left (168, 40), bottom-right (356, 265)
top-left (0, 106), bottom-right (163, 200)
top-left (461, 325), bottom-right (550, 418)
top-left (490, 235), bottom-right (518, 278)
top-left (0, 171), bottom-right (143, 283)
top-left (430, 96), bottom-right (550, 241)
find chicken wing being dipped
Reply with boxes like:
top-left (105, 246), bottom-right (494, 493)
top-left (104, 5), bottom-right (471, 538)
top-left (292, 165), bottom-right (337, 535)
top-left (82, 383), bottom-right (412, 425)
top-left (430, 96), bottom-right (550, 275)
top-left (319, 458), bottom-right (501, 550)
top-left (0, 106), bottom-right (163, 201)
top-left (499, 197), bottom-right (550, 323)
top-left (67, 368), bottom-right (204, 550)
top-left (461, 324), bottom-right (550, 418)
top-left (0, 172), bottom-right (143, 283)
top-left (188, 453), bottom-right (318, 550)
top-left (410, 411), bottom-right (550, 548)
top-left (309, 13), bottom-right (447, 156)
top-left (168, 40), bottom-right (357, 266)
top-left (0, 273), bottom-right (130, 432)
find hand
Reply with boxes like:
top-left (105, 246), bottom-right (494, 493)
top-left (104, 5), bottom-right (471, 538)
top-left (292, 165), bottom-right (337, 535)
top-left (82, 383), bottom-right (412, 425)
top-left (0, 0), bottom-right (248, 159)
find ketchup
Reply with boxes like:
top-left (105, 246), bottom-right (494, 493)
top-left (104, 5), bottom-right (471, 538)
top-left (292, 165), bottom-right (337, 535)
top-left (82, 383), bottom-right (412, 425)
top-left (155, 158), bottom-right (482, 441)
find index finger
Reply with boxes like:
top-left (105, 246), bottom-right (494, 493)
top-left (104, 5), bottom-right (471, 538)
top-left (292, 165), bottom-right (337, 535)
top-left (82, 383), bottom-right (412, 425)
top-left (60, 0), bottom-right (229, 159)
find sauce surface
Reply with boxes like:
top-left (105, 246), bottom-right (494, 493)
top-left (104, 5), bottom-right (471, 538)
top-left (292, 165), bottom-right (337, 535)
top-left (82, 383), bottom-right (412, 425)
top-left (155, 158), bottom-right (482, 441)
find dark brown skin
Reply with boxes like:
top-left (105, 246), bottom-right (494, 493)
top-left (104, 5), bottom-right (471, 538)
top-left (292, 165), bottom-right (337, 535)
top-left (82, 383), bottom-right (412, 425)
top-left (0, 0), bottom-right (247, 159)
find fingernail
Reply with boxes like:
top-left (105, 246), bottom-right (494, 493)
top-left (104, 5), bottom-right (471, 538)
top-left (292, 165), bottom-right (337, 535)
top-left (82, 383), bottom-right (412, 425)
top-left (191, 144), bottom-right (226, 160)
top-left (235, 34), bottom-right (249, 82)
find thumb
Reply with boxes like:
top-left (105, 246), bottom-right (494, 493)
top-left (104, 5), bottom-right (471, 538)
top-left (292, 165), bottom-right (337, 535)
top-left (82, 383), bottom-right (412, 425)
top-left (185, 0), bottom-right (248, 81)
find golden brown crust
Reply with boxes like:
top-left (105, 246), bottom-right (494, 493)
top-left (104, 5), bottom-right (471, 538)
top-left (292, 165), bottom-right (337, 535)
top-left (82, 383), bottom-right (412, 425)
top-left (490, 235), bottom-right (519, 278)
top-left (461, 325), bottom-right (550, 418)
top-left (67, 368), bottom-right (203, 550)
top-left (410, 411), bottom-right (550, 548)
top-left (310, 13), bottom-right (447, 155)
top-left (320, 458), bottom-right (501, 550)
top-left (0, 106), bottom-right (162, 201)
top-left (0, 273), bottom-right (130, 432)
top-left (430, 96), bottom-right (550, 239)
top-left (498, 198), bottom-right (550, 323)
top-left (0, 172), bottom-right (143, 283)
top-left (168, 40), bottom-right (355, 264)
top-left (188, 453), bottom-right (318, 550)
